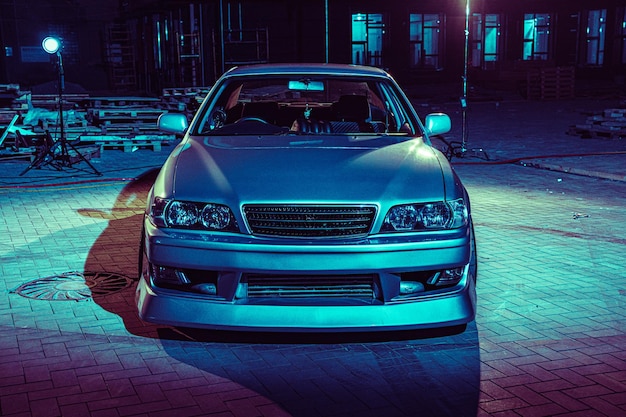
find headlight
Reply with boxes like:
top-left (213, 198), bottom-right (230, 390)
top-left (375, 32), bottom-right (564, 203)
top-left (200, 204), bottom-right (232, 229)
top-left (385, 204), bottom-right (419, 231)
top-left (382, 198), bottom-right (468, 232)
top-left (167, 201), bottom-right (199, 227)
top-left (150, 197), bottom-right (238, 231)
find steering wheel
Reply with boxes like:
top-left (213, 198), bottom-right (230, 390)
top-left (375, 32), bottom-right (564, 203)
top-left (235, 117), bottom-right (269, 124)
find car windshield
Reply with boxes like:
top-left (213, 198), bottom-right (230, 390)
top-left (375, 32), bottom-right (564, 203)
top-left (194, 75), bottom-right (421, 139)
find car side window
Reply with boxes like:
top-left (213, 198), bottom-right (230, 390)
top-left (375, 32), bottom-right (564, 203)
top-left (380, 84), bottom-right (416, 134)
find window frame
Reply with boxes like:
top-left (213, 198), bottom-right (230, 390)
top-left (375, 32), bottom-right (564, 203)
top-left (470, 13), bottom-right (502, 70)
top-left (581, 9), bottom-right (607, 66)
top-left (408, 13), bottom-right (445, 70)
top-left (522, 13), bottom-right (552, 61)
top-left (351, 13), bottom-right (386, 67)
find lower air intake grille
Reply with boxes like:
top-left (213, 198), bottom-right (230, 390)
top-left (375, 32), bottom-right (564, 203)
top-left (244, 205), bottom-right (376, 238)
top-left (245, 274), bottom-right (375, 299)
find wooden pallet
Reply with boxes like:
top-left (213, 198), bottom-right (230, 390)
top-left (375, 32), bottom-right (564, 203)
top-left (0, 110), bottom-right (20, 123)
top-left (0, 114), bottom-right (19, 146)
top-left (0, 147), bottom-right (37, 161)
top-left (30, 93), bottom-right (90, 109)
top-left (79, 134), bottom-right (174, 152)
top-left (0, 83), bottom-right (21, 92)
top-left (568, 124), bottom-right (626, 139)
top-left (0, 84), bottom-right (31, 111)
top-left (162, 86), bottom-right (210, 97)
top-left (567, 105), bottom-right (626, 139)
top-left (89, 108), bottom-right (164, 119)
top-left (85, 96), bottom-right (160, 108)
top-left (526, 66), bottom-right (575, 100)
top-left (88, 108), bottom-right (165, 127)
top-left (603, 108), bottom-right (626, 119)
top-left (98, 124), bottom-right (161, 136)
top-left (161, 87), bottom-right (209, 113)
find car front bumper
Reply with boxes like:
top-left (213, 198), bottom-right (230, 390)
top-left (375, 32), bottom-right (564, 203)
top-left (136, 221), bottom-right (477, 332)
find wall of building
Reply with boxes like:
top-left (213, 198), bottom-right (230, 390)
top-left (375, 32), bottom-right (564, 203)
top-left (1, 0), bottom-right (624, 94)
top-left (0, 0), bottom-right (117, 92)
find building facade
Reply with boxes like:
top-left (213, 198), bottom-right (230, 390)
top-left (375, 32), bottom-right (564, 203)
top-left (1, 0), bottom-right (625, 94)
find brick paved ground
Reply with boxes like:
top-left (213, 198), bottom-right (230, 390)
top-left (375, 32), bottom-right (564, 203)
top-left (1, 97), bottom-right (625, 416)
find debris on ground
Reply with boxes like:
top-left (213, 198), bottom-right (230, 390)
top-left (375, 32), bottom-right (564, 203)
top-left (567, 100), bottom-right (626, 140)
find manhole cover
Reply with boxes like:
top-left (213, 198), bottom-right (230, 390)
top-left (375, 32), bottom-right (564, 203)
top-left (13, 271), bottom-right (133, 301)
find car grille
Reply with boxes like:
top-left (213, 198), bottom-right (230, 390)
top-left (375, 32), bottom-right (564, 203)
top-left (245, 274), bottom-right (375, 299)
top-left (243, 205), bottom-right (376, 238)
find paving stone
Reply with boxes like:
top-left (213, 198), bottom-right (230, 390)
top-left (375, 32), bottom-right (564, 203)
top-left (1, 97), bottom-right (626, 416)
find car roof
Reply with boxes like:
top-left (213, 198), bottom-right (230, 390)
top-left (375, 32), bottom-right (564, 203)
top-left (223, 63), bottom-right (392, 79)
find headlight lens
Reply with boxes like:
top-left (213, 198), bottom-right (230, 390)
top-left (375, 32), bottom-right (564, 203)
top-left (420, 202), bottom-right (452, 229)
top-left (200, 204), bottom-right (232, 229)
top-left (150, 197), bottom-right (238, 231)
top-left (385, 204), bottom-right (419, 231)
top-left (166, 201), bottom-right (199, 227)
top-left (382, 198), bottom-right (468, 232)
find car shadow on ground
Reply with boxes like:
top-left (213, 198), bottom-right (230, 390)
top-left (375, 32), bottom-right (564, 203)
top-left (84, 172), bottom-right (482, 417)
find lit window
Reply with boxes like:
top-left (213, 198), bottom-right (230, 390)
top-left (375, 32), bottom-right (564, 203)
top-left (409, 13), bottom-right (444, 70)
top-left (584, 9), bottom-right (606, 66)
top-left (523, 13), bottom-right (552, 61)
top-left (471, 13), bottom-right (501, 69)
top-left (351, 13), bottom-right (385, 67)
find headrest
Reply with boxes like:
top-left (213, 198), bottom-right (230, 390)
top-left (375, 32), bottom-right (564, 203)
top-left (242, 101), bottom-right (279, 122)
top-left (335, 95), bottom-right (371, 122)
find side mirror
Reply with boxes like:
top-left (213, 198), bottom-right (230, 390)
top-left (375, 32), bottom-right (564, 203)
top-left (158, 113), bottom-right (188, 135)
top-left (424, 113), bottom-right (451, 136)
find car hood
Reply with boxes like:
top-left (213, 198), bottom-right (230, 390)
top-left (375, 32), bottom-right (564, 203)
top-left (163, 137), bottom-right (446, 205)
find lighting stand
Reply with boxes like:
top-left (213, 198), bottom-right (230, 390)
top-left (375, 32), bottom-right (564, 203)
top-left (20, 45), bottom-right (101, 176)
top-left (444, 0), bottom-right (489, 161)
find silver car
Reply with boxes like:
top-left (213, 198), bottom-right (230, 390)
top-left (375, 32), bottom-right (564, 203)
top-left (136, 63), bottom-right (477, 332)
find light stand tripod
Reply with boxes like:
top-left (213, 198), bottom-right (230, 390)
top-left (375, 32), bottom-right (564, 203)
top-left (441, 0), bottom-right (489, 161)
top-left (20, 37), bottom-right (101, 176)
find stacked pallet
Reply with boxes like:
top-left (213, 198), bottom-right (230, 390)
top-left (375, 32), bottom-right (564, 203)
top-left (0, 85), bottom-right (31, 158)
top-left (0, 110), bottom-right (19, 125)
top-left (1, 85), bottom-right (187, 155)
top-left (0, 83), bottom-right (29, 137)
top-left (0, 84), bottom-right (30, 111)
top-left (526, 66), bottom-right (575, 100)
top-left (30, 93), bottom-right (90, 110)
top-left (161, 86), bottom-right (210, 114)
top-left (79, 134), bottom-right (167, 152)
top-left (568, 105), bottom-right (626, 139)
top-left (85, 96), bottom-right (161, 108)
top-left (81, 99), bottom-right (174, 151)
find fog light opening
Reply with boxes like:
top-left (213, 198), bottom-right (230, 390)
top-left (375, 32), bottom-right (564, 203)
top-left (399, 281), bottom-right (425, 295)
top-left (151, 265), bottom-right (191, 286)
top-left (428, 266), bottom-right (466, 287)
top-left (190, 283), bottom-right (217, 295)
top-left (152, 265), bottom-right (178, 285)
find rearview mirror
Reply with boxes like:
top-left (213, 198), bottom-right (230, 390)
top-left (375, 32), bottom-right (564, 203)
top-left (288, 80), bottom-right (325, 91)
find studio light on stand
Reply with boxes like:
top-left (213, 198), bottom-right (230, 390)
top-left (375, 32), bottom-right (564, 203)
top-left (443, 0), bottom-right (488, 161)
top-left (20, 36), bottom-right (101, 176)
top-left (460, 0), bottom-right (470, 154)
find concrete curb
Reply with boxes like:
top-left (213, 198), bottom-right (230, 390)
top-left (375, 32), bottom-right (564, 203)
top-left (519, 160), bottom-right (626, 182)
